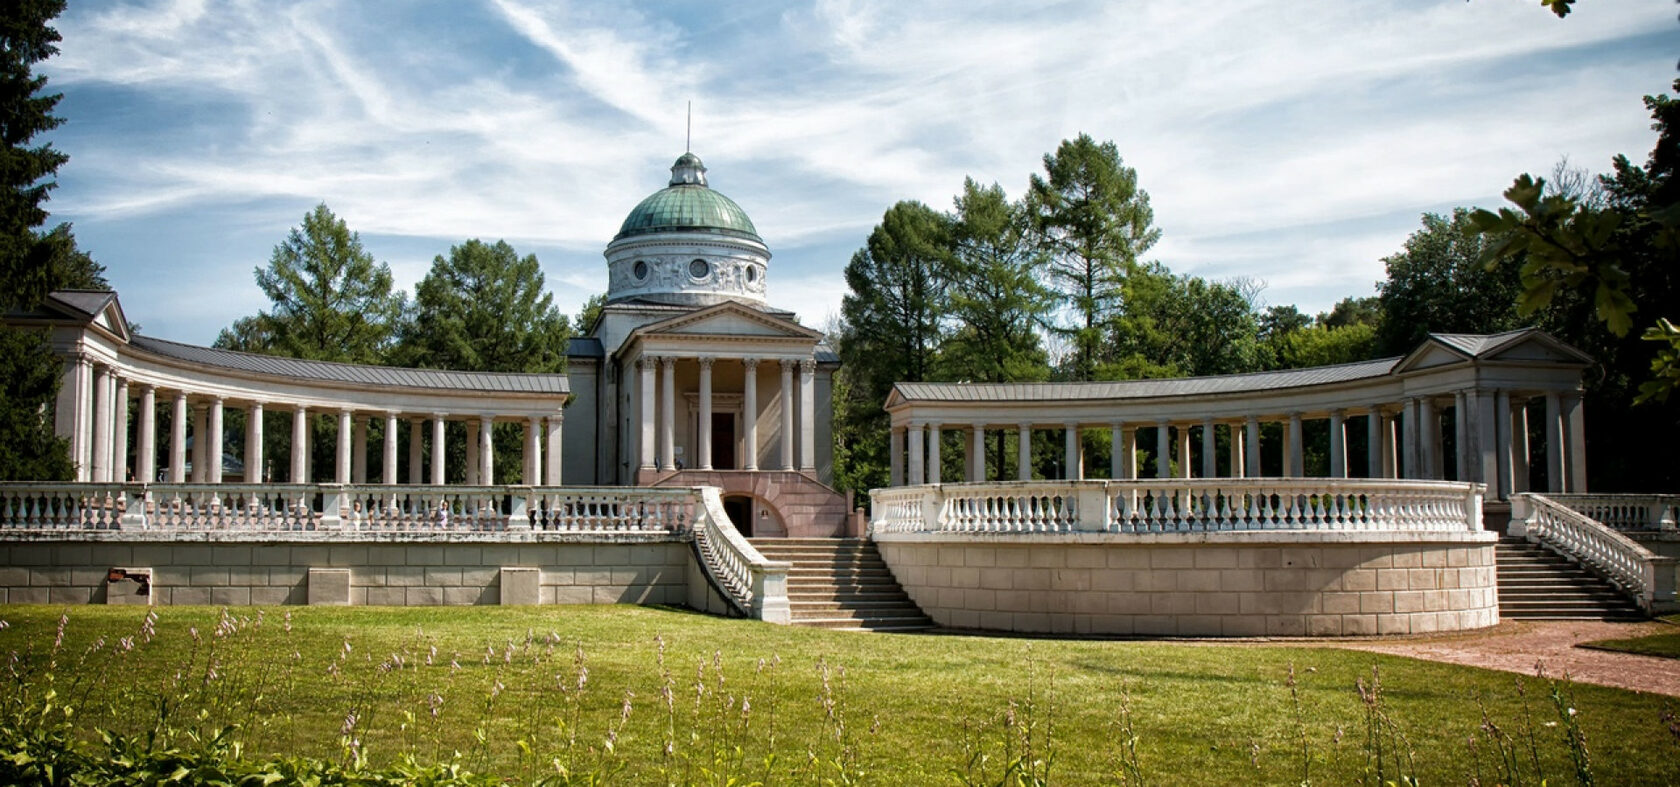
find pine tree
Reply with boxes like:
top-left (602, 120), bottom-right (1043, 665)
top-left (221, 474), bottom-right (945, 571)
top-left (398, 239), bottom-right (569, 373)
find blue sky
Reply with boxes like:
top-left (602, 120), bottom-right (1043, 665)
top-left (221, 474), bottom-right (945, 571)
top-left (39, 0), bottom-right (1679, 346)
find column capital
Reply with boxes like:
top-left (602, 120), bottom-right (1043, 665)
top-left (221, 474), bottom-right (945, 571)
top-left (550, 410), bottom-right (565, 423)
top-left (1017, 422), bottom-right (1033, 431)
top-left (210, 394), bottom-right (226, 404)
top-left (1329, 408), bottom-right (1344, 418)
top-left (698, 355), bottom-right (715, 369)
top-left (780, 357), bottom-right (797, 371)
top-left (741, 356), bottom-right (759, 370)
top-left (659, 355), bottom-right (676, 370)
top-left (799, 358), bottom-right (816, 373)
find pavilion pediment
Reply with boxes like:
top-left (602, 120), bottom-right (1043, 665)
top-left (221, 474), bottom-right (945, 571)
top-left (635, 301), bottom-right (821, 341)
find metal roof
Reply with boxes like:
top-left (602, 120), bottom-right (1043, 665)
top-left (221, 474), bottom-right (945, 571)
top-left (1430, 329), bottom-right (1529, 358)
top-left (565, 337), bottom-right (604, 358)
top-left (129, 335), bottom-right (568, 394)
top-left (891, 357), bottom-right (1400, 404)
top-left (614, 185), bottom-right (760, 241)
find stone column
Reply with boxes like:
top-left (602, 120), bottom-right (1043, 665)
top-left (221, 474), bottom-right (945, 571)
top-left (698, 356), bottom-right (714, 470)
top-left (408, 418), bottom-right (424, 484)
top-left (479, 415), bottom-right (494, 485)
top-left (799, 359), bottom-right (816, 472)
top-left (136, 385), bottom-right (156, 483)
top-left (1366, 407), bottom-right (1383, 479)
top-left (1454, 392), bottom-right (1470, 482)
top-left (927, 422), bottom-right (942, 483)
top-left (1201, 418), bottom-right (1216, 479)
top-left (430, 415), bottom-right (446, 486)
top-left (889, 426), bottom-right (904, 486)
top-left (1017, 423), bottom-right (1032, 481)
top-left (1420, 397), bottom-right (1439, 480)
top-left (660, 357), bottom-right (676, 472)
top-left (780, 359), bottom-right (796, 471)
top-left (1511, 397), bottom-right (1531, 494)
top-left (113, 378), bottom-right (130, 483)
top-left (245, 402), bottom-right (264, 483)
top-left (291, 405), bottom-right (308, 483)
top-left (465, 419), bottom-right (481, 485)
top-left (544, 413), bottom-right (563, 485)
top-left (1545, 392), bottom-right (1565, 493)
top-left (1382, 413), bottom-right (1399, 479)
top-left (638, 357), bottom-right (657, 471)
top-left (1287, 412), bottom-right (1304, 477)
top-left (334, 409), bottom-right (352, 484)
top-left (169, 392), bottom-right (188, 483)
top-left (742, 358), bottom-right (759, 471)
top-left (1401, 398), bottom-right (1419, 479)
top-left (969, 425), bottom-right (985, 482)
top-left (907, 422), bottom-right (925, 485)
top-left (352, 415), bottom-right (368, 484)
top-left (1245, 416), bottom-right (1261, 478)
top-left (55, 356), bottom-right (92, 481)
top-left (382, 412), bottom-right (398, 485)
top-left (1328, 409), bottom-right (1346, 479)
top-left (1109, 422), bottom-right (1124, 480)
top-left (1121, 425), bottom-right (1138, 480)
top-left (191, 402), bottom-right (208, 483)
top-left (524, 416), bottom-right (541, 485)
top-left (1565, 394), bottom-right (1587, 493)
top-left (1474, 390), bottom-right (1500, 494)
top-left (1064, 423), bottom-right (1081, 481)
top-left (207, 397), bottom-right (225, 483)
top-left (1155, 421), bottom-right (1171, 479)
top-left (1229, 422), bottom-right (1245, 478)
top-left (1177, 425), bottom-right (1192, 479)
top-left (91, 365), bottom-right (111, 483)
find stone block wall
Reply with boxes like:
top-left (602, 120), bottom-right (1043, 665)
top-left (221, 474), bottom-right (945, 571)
top-left (874, 532), bottom-right (1500, 637)
top-left (0, 539), bottom-right (693, 607)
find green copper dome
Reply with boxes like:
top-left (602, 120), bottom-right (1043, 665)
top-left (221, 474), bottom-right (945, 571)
top-left (613, 154), bottom-right (761, 242)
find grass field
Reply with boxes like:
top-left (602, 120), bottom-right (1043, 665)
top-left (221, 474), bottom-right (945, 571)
top-left (1581, 615), bottom-right (1680, 660)
top-left (2, 604), bottom-right (1677, 784)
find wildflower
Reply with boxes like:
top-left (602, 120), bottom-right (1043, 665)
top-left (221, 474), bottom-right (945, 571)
top-left (0, 620), bottom-right (10, 630)
top-left (341, 711), bottom-right (358, 735)
top-left (116, 636), bottom-right (134, 653)
top-left (492, 679), bottom-right (505, 699)
top-left (283, 611), bottom-right (292, 633)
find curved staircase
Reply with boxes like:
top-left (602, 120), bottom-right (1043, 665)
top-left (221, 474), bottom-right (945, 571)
top-left (1496, 537), bottom-right (1645, 621)
top-left (748, 538), bottom-right (933, 631)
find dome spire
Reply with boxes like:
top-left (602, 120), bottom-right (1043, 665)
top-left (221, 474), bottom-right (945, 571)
top-left (669, 151), bottom-right (707, 186)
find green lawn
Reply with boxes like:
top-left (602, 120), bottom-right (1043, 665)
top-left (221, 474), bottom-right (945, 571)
top-left (2, 604), bottom-right (1677, 785)
top-left (1581, 615), bottom-right (1680, 660)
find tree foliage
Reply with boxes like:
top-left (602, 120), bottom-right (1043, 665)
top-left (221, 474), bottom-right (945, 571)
top-left (397, 239), bottom-right (569, 374)
top-left (217, 204), bottom-right (404, 364)
top-left (937, 179), bottom-right (1051, 384)
top-left (1377, 210), bottom-right (1523, 356)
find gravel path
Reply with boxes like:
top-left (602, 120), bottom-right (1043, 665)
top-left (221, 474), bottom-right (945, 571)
top-left (1326, 619), bottom-right (1680, 697)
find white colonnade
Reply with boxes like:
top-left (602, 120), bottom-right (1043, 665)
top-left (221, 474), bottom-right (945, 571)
top-left (634, 353), bottom-right (818, 475)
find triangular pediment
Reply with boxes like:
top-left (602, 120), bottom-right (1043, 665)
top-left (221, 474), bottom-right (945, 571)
top-left (1395, 328), bottom-right (1592, 374)
top-left (40, 290), bottom-right (130, 341)
top-left (1481, 331), bottom-right (1593, 365)
top-left (1395, 342), bottom-right (1469, 373)
top-left (634, 301), bottom-right (822, 341)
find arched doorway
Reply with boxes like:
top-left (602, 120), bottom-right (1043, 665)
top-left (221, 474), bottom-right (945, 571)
top-left (723, 494), bottom-right (753, 536)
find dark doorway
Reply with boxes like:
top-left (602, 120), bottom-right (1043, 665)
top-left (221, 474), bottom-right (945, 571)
top-left (712, 413), bottom-right (736, 469)
top-left (723, 495), bottom-right (752, 536)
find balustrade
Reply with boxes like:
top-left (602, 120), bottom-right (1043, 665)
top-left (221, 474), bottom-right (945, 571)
top-left (1512, 493), bottom-right (1677, 613)
top-left (0, 484), bottom-right (126, 530)
top-left (1547, 494), bottom-right (1680, 532)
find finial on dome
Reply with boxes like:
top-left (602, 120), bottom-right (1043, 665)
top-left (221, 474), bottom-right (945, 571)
top-left (670, 152), bottom-right (707, 187)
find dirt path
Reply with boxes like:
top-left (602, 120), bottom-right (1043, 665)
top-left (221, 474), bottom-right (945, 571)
top-left (1326, 620), bottom-right (1680, 697)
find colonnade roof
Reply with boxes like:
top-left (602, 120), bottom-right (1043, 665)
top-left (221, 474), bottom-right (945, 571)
top-left (129, 335), bottom-right (567, 394)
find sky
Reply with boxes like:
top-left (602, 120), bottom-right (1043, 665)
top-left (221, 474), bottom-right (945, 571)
top-left (37, 0), bottom-right (1680, 346)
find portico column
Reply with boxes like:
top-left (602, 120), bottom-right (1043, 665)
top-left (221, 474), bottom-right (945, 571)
top-left (245, 402), bottom-right (264, 483)
top-left (1474, 390), bottom-right (1500, 493)
top-left (889, 426), bottom-right (905, 486)
top-left (698, 356), bottom-right (715, 470)
top-left (191, 402), bottom-right (208, 483)
top-left (798, 359), bottom-right (816, 472)
top-left (1017, 423), bottom-right (1032, 481)
top-left (1177, 425), bottom-right (1192, 479)
top-left (55, 357), bottom-right (92, 480)
top-left (169, 393), bottom-right (187, 482)
top-left (1454, 392), bottom-right (1470, 481)
top-left (430, 415), bottom-right (446, 486)
top-left (408, 418), bottom-right (424, 484)
top-left (334, 409), bottom-right (352, 484)
top-left (1228, 422), bottom-right (1245, 478)
top-left (1565, 394), bottom-right (1587, 492)
top-left (382, 412), bottom-right (398, 485)
top-left (969, 425), bottom-right (985, 482)
top-left (1511, 398), bottom-right (1532, 494)
top-left (1328, 409), bottom-right (1346, 479)
top-left (206, 397), bottom-right (224, 483)
top-left (465, 419), bottom-right (480, 485)
top-left (1201, 418), bottom-right (1216, 479)
top-left (1110, 422), bottom-right (1125, 480)
top-left (1155, 421), bottom-right (1171, 478)
top-left (1420, 397), bottom-right (1440, 479)
top-left (135, 385), bottom-right (156, 483)
top-left (1401, 398), bottom-right (1419, 479)
top-left (1244, 416), bottom-right (1261, 477)
top-left (780, 359), bottom-right (796, 471)
top-left (927, 422), bottom-right (942, 483)
top-left (1064, 423), bottom-right (1081, 480)
top-left (543, 413), bottom-right (563, 485)
top-left (291, 405), bottom-right (308, 483)
top-left (352, 415), bottom-right (368, 484)
top-left (742, 358), bottom-right (759, 470)
top-left (479, 415), bottom-right (494, 485)
top-left (907, 422), bottom-right (925, 485)
top-left (1121, 425), bottom-right (1137, 479)
top-left (1287, 412), bottom-right (1304, 477)
top-left (113, 378), bottom-right (130, 483)
top-left (1382, 413), bottom-right (1399, 478)
top-left (1366, 407), bottom-right (1383, 479)
top-left (1544, 392), bottom-right (1566, 492)
top-left (524, 416), bottom-right (541, 485)
top-left (638, 358), bottom-right (657, 471)
top-left (91, 365), bottom-right (111, 482)
top-left (659, 357), bottom-right (676, 472)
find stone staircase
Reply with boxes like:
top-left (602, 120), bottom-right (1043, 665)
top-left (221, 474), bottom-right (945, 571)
top-left (748, 538), bottom-right (933, 631)
top-left (1496, 537), bottom-right (1645, 621)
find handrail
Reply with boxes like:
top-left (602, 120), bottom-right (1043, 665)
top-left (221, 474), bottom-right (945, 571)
top-left (871, 479), bottom-right (1484, 535)
top-left (1544, 494), bottom-right (1680, 533)
top-left (689, 487), bottom-right (791, 623)
top-left (1512, 493), bottom-right (1678, 614)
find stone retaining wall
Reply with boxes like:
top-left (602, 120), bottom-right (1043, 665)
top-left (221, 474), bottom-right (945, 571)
top-left (874, 531), bottom-right (1500, 637)
top-left (0, 539), bottom-right (695, 607)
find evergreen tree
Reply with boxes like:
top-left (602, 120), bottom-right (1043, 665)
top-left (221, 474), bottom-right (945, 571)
top-left (216, 203), bottom-right (404, 364)
top-left (1027, 134), bottom-right (1160, 380)
top-left (397, 239), bottom-right (569, 373)
top-left (938, 179), bottom-right (1051, 384)
top-left (1376, 210), bottom-right (1522, 355)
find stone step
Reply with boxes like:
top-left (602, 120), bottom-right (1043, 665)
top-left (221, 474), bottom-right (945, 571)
top-left (1495, 539), bottom-right (1646, 621)
top-left (748, 538), bottom-right (932, 632)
